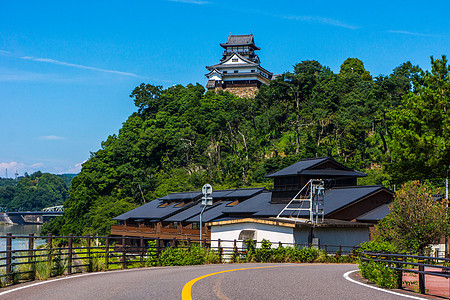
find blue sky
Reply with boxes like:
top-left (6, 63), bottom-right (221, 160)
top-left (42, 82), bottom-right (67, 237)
top-left (0, 0), bottom-right (449, 177)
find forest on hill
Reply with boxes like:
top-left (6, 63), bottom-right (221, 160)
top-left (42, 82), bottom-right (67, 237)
top-left (42, 55), bottom-right (450, 236)
top-left (0, 172), bottom-right (70, 211)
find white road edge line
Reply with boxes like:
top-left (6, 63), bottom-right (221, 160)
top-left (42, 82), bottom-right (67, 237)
top-left (0, 267), bottom-right (157, 296)
top-left (343, 270), bottom-right (427, 300)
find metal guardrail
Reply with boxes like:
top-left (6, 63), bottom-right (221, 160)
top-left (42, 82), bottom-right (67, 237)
top-left (0, 233), bottom-right (356, 288)
top-left (361, 251), bottom-right (450, 294)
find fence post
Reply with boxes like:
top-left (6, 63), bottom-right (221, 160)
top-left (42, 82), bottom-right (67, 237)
top-left (233, 239), bottom-right (237, 259)
top-left (324, 244), bottom-right (327, 255)
top-left (156, 237), bottom-right (160, 257)
top-left (28, 233), bottom-right (34, 265)
top-left (339, 245), bottom-right (342, 254)
top-left (172, 237), bottom-right (176, 248)
top-left (105, 235), bottom-right (110, 269)
top-left (396, 255), bottom-right (403, 289)
top-left (204, 238), bottom-right (207, 248)
top-left (279, 241), bottom-right (282, 248)
top-left (122, 236), bottom-right (126, 269)
top-left (218, 239), bottom-right (222, 262)
top-left (187, 238), bottom-right (191, 248)
top-left (68, 234), bottom-right (73, 274)
top-left (86, 235), bottom-right (92, 272)
top-left (140, 236), bottom-right (145, 265)
top-left (47, 233), bottom-right (53, 265)
top-left (418, 250), bottom-right (425, 294)
top-left (6, 233), bottom-right (12, 283)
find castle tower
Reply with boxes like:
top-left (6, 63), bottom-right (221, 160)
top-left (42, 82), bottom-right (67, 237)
top-left (205, 33), bottom-right (273, 98)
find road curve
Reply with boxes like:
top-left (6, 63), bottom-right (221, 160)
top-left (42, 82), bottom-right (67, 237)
top-left (0, 263), bottom-right (425, 300)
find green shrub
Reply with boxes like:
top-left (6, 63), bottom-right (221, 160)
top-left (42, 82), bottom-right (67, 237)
top-left (146, 242), bottom-right (220, 266)
top-left (358, 240), bottom-right (401, 289)
top-left (255, 239), bottom-right (273, 263)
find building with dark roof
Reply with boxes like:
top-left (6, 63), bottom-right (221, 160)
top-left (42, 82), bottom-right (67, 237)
top-left (205, 33), bottom-right (273, 98)
top-left (111, 157), bottom-right (393, 247)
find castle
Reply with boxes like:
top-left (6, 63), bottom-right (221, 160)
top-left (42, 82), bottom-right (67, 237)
top-left (205, 33), bottom-right (273, 98)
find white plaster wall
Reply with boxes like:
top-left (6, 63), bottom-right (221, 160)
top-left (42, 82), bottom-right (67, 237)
top-left (223, 54), bottom-right (246, 65)
top-left (207, 73), bottom-right (222, 81)
top-left (211, 222), bottom-right (294, 250)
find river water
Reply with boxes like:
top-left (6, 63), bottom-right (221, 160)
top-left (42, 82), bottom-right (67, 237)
top-left (0, 224), bottom-right (45, 252)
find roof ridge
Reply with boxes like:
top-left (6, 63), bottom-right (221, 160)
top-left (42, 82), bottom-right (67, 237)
top-left (330, 185), bottom-right (384, 189)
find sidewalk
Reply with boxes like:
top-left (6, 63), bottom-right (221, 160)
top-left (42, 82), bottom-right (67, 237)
top-left (402, 267), bottom-right (450, 299)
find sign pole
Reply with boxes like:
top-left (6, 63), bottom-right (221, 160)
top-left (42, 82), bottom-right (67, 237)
top-left (200, 184), bottom-right (213, 247)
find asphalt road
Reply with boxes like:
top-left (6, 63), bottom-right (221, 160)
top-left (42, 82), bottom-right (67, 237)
top-left (0, 263), bottom-right (426, 300)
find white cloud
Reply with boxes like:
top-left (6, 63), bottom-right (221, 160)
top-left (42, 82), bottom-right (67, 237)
top-left (64, 161), bottom-right (86, 174)
top-left (280, 15), bottom-right (359, 30)
top-left (168, 0), bottom-right (210, 4)
top-left (30, 163), bottom-right (44, 168)
top-left (388, 30), bottom-right (433, 37)
top-left (20, 56), bottom-right (141, 77)
top-left (39, 135), bottom-right (66, 140)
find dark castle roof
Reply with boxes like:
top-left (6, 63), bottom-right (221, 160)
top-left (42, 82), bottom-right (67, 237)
top-left (220, 34), bottom-right (260, 50)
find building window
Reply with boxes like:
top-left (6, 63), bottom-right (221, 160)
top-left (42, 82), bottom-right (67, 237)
top-left (168, 222), bottom-right (178, 229)
top-left (234, 70), bottom-right (238, 73)
top-left (232, 58), bottom-right (238, 62)
top-left (251, 69), bottom-right (255, 73)
top-left (223, 71), bottom-right (227, 74)
top-left (192, 222), bottom-right (200, 230)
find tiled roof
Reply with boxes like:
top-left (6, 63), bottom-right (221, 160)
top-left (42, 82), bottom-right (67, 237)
top-left (265, 157), bottom-right (330, 177)
top-left (220, 34), bottom-right (260, 50)
top-left (356, 203), bottom-right (391, 221)
top-left (324, 186), bottom-right (387, 215)
top-left (264, 157), bottom-right (365, 178)
top-left (185, 201), bottom-right (232, 223)
top-left (159, 191), bottom-right (202, 202)
top-left (113, 200), bottom-right (191, 221)
top-left (299, 169), bottom-right (366, 177)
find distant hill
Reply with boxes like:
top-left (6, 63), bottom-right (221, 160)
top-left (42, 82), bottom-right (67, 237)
top-left (57, 174), bottom-right (78, 187)
top-left (0, 171), bottom-right (69, 211)
top-left (0, 178), bottom-right (17, 188)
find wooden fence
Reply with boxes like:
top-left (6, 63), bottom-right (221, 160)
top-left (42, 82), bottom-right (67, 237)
top-left (0, 233), bottom-right (355, 287)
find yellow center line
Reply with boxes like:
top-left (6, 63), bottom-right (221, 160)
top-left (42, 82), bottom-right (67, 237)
top-left (181, 265), bottom-right (280, 300)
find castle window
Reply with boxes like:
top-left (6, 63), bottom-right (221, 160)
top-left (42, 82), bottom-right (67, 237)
top-left (223, 71), bottom-right (227, 74)
top-left (251, 70), bottom-right (255, 73)
top-left (234, 70), bottom-right (238, 73)
top-left (232, 58), bottom-right (238, 62)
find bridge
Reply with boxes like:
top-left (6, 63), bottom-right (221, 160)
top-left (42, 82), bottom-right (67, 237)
top-left (4, 206), bottom-right (63, 224)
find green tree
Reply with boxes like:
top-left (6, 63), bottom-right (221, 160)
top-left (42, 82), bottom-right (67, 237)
top-left (388, 55), bottom-right (450, 182)
top-left (340, 58), bottom-right (372, 81)
top-left (376, 181), bottom-right (447, 252)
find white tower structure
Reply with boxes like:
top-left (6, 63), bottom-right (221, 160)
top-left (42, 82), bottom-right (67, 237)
top-left (205, 33), bottom-right (273, 97)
